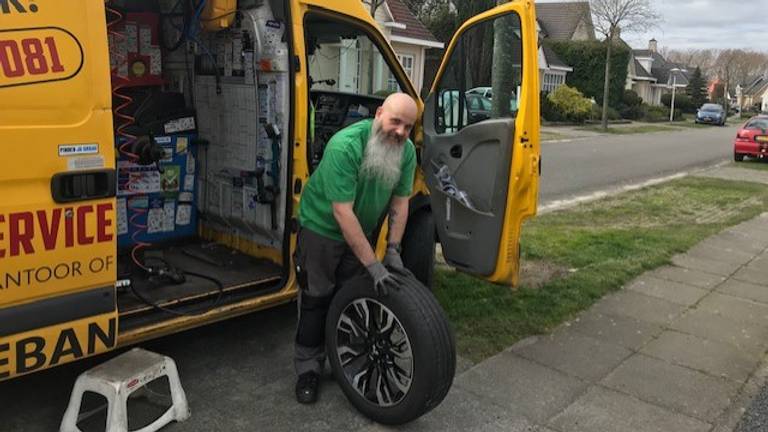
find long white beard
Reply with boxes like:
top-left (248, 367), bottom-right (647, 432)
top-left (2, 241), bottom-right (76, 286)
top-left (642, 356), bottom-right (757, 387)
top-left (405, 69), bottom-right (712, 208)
top-left (360, 123), bottom-right (404, 189)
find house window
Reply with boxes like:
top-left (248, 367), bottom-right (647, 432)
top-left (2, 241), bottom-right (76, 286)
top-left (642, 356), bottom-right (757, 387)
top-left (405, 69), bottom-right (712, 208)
top-left (398, 54), bottom-right (414, 79)
top-left (388, 54), bottom-right (414, 91)
top-left (542, 72), bottom-right (565, 93)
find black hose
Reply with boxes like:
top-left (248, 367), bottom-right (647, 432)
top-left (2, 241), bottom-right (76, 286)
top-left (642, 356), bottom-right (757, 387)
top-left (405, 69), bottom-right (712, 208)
top-left (130, 264), bottom-right (225, 317)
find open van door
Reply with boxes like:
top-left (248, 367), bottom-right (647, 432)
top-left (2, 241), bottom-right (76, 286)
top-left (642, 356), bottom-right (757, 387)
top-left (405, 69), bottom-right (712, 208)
top-left (422, 1), bottom-right (540, 285)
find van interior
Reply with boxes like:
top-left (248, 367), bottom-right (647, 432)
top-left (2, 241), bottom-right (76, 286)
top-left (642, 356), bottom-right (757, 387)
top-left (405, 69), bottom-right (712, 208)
top-left (108, 0), bottom-right (409, 331)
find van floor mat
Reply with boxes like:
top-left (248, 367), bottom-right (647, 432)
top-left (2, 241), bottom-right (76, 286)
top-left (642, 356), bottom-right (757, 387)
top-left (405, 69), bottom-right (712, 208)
top-left (118, 242), bottom-right (283, 317)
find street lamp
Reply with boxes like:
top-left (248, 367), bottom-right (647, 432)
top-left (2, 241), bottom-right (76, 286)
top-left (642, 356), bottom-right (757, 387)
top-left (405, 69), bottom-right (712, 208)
top-left (669, 67), bottom-right (687, 122)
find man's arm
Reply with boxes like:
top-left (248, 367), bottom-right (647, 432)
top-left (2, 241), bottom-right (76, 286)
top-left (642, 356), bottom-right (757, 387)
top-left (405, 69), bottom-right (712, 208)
top-left (387, 195), bottom-right (409, 247)
top-left (332, 202), bottom-right (378, 266)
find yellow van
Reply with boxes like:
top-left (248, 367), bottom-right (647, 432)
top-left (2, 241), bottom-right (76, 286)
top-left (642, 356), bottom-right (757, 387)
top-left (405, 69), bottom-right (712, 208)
top-left (0, 0), bottom-right (539, 402)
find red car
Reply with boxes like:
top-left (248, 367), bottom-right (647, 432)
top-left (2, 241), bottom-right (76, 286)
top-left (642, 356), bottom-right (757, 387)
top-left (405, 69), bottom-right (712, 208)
top-left (734, 115), bottom-right (768, 161)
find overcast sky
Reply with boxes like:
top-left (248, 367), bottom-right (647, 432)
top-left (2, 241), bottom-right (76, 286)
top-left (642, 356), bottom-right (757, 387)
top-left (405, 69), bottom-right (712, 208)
top-left (537, 0), bottom-right (768, 52)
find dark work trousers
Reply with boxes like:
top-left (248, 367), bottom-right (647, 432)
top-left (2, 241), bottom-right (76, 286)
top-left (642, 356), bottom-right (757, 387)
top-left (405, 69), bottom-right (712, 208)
top-left (294, 226), bottom-right (367, 376)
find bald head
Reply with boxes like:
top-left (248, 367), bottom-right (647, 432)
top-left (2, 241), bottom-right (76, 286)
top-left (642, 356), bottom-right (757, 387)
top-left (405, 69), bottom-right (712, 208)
top-left (374, 93), bottom-right (418, 146)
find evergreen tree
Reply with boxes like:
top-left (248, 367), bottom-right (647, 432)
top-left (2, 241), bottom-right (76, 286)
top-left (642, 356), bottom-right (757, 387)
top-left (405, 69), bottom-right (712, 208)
top-left (686, 67), bottom-right (707, 107)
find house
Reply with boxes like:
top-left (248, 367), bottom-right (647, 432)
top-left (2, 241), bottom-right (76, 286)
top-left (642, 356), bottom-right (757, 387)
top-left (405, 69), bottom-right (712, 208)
top-left (625, 39), bottom-right (690, 106)
top-left (366, 0), bottom-right (444, 93)
top-left (308, 0), bottom-right (442, 96)
top-left (740, 75), bottom-right (768, 112)
top-left (535, 1), bottom-right (597, 92)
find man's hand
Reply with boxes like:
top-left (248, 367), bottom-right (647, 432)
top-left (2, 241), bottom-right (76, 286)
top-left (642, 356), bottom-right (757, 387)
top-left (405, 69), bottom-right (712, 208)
top-left (383, 243), bottom-right (404, 269)
top-left (366, 262), bottom-right (400, 296)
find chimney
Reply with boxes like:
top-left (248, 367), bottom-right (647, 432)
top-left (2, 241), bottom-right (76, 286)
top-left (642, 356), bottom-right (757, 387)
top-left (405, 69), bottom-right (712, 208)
top-left (649, 38), bottom-right (658, 53)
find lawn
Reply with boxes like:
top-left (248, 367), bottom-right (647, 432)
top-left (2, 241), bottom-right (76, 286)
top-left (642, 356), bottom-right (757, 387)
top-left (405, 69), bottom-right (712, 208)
top-left (434, 176), bottom-right (768, 363)
top-left (733, 160), bottom-right (768, 170)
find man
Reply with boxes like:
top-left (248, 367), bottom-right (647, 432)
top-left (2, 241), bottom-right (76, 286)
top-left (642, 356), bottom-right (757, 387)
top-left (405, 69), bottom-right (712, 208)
top-left (293, 92), bottom-right (418, 404)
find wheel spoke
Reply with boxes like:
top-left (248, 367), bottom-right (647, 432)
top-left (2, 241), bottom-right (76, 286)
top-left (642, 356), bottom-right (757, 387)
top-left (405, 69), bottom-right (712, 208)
top-left (379, 308), bottom-right (396, 335)
top-left (352, 300), bottom-right (372, 334)
top-left (338, 345), bottom-right (365, 365)
top-left (390, 340), bottom-right (412, 361)
top-left (385, 364), bottom-right (411, 394)
top-left (352, 367), bottom-right (370, 396)
top-left (338, 313), bottom-right (367, 338)
top-left (375, 366), bottom-right (394, 405)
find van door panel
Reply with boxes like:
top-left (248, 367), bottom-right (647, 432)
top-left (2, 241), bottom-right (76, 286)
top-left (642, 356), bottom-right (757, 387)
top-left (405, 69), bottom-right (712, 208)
top-left (423, 2), bottom-right (540, 284)
top-left (0, 1), bottom-right (117, 379)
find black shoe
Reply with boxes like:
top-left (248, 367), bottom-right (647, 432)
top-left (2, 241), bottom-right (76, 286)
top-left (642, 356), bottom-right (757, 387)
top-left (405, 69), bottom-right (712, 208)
top-left (295, 372), bottom-right (320, 404)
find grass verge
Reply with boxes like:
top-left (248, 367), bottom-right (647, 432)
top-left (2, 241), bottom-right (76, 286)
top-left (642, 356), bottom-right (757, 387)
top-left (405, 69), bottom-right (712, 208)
top-left (667, 122), bottom-right (712, 129)
top-left (577, 125), bottom-right (675, 134)
top-left (734, 160), bottom-right (768, 170)
top-left (434, 176), bottom-right (768, 363)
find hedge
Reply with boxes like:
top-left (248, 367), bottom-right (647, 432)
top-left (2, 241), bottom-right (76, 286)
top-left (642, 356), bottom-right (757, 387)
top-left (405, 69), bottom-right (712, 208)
top-left (545, 40), bottom-right (630, 109)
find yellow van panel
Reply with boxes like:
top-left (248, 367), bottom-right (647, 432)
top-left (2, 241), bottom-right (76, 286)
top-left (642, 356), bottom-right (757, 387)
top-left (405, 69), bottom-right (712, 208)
top-left (0, 1), bottom-right (112, 127)
top-left (0, 313), bottom-right (117, 380)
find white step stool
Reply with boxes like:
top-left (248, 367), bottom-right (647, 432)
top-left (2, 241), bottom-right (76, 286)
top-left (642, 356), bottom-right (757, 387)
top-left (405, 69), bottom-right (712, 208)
top-left (60, 348), bottom-right (191, 432)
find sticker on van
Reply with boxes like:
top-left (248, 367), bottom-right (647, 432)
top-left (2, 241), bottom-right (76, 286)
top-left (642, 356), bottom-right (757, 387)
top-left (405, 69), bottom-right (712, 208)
top-left (0, 27), bottom-right (84, 89)
top-left (59, 143), bottom-right (98, 156)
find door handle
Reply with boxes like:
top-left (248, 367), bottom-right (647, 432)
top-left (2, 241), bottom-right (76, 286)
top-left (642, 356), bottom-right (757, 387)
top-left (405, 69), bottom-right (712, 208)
top-left (51, 169), bottom-right (116, 203)
top-left (450, 145), bottom-right (463, 158)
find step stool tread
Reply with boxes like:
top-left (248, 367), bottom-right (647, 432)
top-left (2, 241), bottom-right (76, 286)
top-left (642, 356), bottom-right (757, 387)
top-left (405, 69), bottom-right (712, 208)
top-left (86, 349), bottom-right (167, 383)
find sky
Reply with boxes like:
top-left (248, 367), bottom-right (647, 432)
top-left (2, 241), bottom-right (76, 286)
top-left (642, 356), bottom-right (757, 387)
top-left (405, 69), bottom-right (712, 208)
top-left (536, 0), bottom-right (768, 52)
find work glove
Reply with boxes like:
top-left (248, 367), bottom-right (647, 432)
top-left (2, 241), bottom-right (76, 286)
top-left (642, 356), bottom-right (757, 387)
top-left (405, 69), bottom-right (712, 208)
top-left (383, 244), bottom-right (404, 269)
top-left (366, 261), bottom-right (400, 297)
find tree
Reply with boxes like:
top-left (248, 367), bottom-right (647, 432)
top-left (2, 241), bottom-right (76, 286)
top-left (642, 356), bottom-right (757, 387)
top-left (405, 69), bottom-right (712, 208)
top-left (665, 48), bottom-right (717, 74)
top-left (714, 49), bottom-right (740, 109)
top-left (686, 66), bottom-right (707, 108)
top-left (732, 50), bottom-right (768, 87)
top-left (490, 1), bottom-right (517, 118)
top-left (591, 0), bottom-right (659, 129)
top-left (546, 40), bottom-right (630, 108)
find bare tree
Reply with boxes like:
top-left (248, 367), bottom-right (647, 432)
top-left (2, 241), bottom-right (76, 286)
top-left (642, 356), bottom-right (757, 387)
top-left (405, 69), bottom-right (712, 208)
top-left (591, 0), bottom-right (659, 129)
top-left (665, 48), bottom-right (718, 73)
top-left (714, 49), bottom-right (739, 108)
top-left (731, 50), bottom-right (768, 86)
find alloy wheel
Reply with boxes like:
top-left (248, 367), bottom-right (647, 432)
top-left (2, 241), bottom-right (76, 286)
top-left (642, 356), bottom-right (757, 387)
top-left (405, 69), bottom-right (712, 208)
top-left (334, 298), bottom-right (414, 407)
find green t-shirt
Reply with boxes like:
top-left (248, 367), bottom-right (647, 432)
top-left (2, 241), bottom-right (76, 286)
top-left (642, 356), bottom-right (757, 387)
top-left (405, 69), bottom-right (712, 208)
top-left (299, 119), bottom-right (416, 241)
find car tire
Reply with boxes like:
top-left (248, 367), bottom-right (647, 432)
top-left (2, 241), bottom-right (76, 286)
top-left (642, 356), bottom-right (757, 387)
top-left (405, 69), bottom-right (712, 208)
top-left (326, 273), bottom-right (456, 425)
top-left (735, 153), bottom-right (745, 162)
top-left (401, 210), bottom-right (436, 289)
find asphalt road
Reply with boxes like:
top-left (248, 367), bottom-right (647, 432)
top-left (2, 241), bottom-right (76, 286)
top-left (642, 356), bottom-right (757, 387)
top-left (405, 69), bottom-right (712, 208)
top-left (540, 124), bottom-right (739, 207)
top-left (0, 123), bottom-right (756, 431)
top-left (737, 382), bottom-right (768, 432)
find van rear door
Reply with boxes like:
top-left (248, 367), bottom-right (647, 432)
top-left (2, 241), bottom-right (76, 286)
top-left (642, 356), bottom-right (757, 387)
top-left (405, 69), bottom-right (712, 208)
top-left (0, 0), bottom-right (117, 380)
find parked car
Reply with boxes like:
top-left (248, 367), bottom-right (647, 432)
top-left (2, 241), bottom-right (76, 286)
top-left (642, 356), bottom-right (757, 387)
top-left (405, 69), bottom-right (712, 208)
top-left (695, 103), bottom-right (727, 126)
top-left (466, 93), bottom-right (493, 123)
top-left (438, 91), bottom-right (494, 130)
top-left (467, 86), bottom-right (518, 113)
top-left (467, 86), bottom-right (494, 99)
top-left (734, 115), bottom-right (768, 161)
